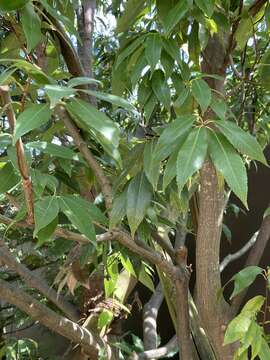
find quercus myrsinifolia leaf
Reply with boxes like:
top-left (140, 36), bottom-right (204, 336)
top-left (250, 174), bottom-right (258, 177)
top-left (21, 3), bottom-right (42, 52)
top-left (145, 33), bottom-right (162, 73)
top-left (44, 85), bottom-right (75, 108)
top-left (194, 0), bottom-right (215, 18)
top-left (163, 146), bottom-right (179, 190)
top-left (154, 115), bottom-right (196, 162)
top-left (177, 127), bottom-right (208, 193)
top-left (151, 69), bottom-right (171, 111)
top-left (208, 130), bottom-right (248, 208)
top-left (143, 140), bottom-right (159, 190)
top-left (191, 78), bottom-right (212, 113)
top-left (215, 119), bottom-right (267, 165)
top-left (109, 189), bottom-right (127, 230)
top-left (116, 0), bottom-right (146, 34)
top-left (0, 162), bottom-right (20, 193)
top-left (230, 266), bottom-right (263, 299)
top-left (126, 172), bottom-right (152, 237)
top-left (66, 98), bottom-right (120, 148)
top-left (0, 0), bottom-right (29, 11)
top-left (34, 196), bottom-right (59, 237)
top-left (13, 104), bottom-right (52, 144)
top-left (163, 0), bottom-right (189, 36)
top-left (58, 195), bottom-right (96, 243)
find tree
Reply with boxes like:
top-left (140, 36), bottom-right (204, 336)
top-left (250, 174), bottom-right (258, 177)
top-left (0, 0), bottom-right (269, 359)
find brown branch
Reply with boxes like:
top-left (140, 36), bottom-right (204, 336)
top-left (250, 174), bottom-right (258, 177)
top-left (0, 239), bottom-right (79, 321)
top-left (0, 278), bottom-right (104, 357)
top-left (55, 105), bottom-right (112, 208)
top-left (0, 86), bottom-right (34, 224)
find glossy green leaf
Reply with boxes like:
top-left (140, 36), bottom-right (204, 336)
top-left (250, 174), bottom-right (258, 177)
top-left (151, 69), bottom-right (171, 111)
top-left (109, 190), bottom-right (127, 229)
top-left (67, 77), bottom-right (102, 88)
top-left (59, 195), bottom-right (96, 243)
top-left (154, 115), bottom-right (195, 162)
top-left (34, 196), bottom-right (59, 236)
top-left (163, 0), bottom-right (189, 36)
top-left (66, 98), bottom-right (120, 148)
top-left (0, 0), bottom-right (29, 11)
top-left (257, 337), bottom-right (270, 360)
top-left (145, 33), bottom-right (162, 72)
top-left (191, 78), bottom-right (211, 113)
top-left (163, 147), bottom-right (179, 190)
top-left (224, 314), bottom-right (251, 345)
top-left (14, 104), bottom-right (52, 144)
top-left (230, 266), bottom-right (263, 299)
top-left (116, 0), bottom-right (146, 33)
top-left (0, 162), bottom-right (20, 193)
top-left (208, 131), bottom-right (248, 207)
top-left (210, 96), bottom-right (227, 120)
top-left (44, 85), bottom-right (75, 108)
top-left (215, 120), bottom-right (267, 165)
top-left (143, 140), bottom-right (159, 189)
top-left (21, 3), bottom-right (42, 52)
top-left (127, 173), bottom-right (152, 237)
top-left (26, 141), bottom-right (81, 161)
top-left (195, 0), bottom-right (215, 17)
top-left (177, 127), bottom-right (208, 193)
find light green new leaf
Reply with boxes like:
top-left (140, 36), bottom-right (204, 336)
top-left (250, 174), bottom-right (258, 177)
top-left (0, 162), bottom-right (20, 193)
top-left (154, 115), bottom-right (196, 162)
top-left (152, 69), bottom-right (171, 111)
top-left (0, 0), bottom-right (29, 11)
top-left (230, 266), bottom-right (263, 299)
top-left (243, 321), bottom-right (262, 359)
top-left (13, 104), bottom-right (52, 144)
top-left (224, 314), bottom-right (251, 345)
top-left (215, 120), bottom-right (267, 165)
top-left (34, 196), bottom-right (59, 236)
top-left (164, 0), bottom-right (189, 36)
top-left (21, 3), bottom-right (42, 52)
top-left (208, 131), bottom-right (248, 207)
top-left (127, 173), bottom-right (152, 237)
top-left (257, 337), bottom-right (270, 360)
top-left (59, 195), bottom-right (96, 243)
top-left (241, 296), bottom-right (265, 316)
top-left (109, 190), bottom-right (127, 229)
top-left (191, 78), bottom-right (211, 113)
top-left (44, 85), bottom-right (75, 108)
top-left (143, 140), bottom-right (159, 189)
top-left (177, 127), bottom-right (208, 193)
top-left (66, 99), bottom-right (120, 148)
top-left (195, 0), bottom-right (215, 17)
top-left (145, 33), bottom-right (162, 72)
top-left (116, 0), bottom-right (146, 33)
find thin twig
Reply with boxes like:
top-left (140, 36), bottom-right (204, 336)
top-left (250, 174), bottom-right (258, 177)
top-left (129, 336), bottom-right (178, 360)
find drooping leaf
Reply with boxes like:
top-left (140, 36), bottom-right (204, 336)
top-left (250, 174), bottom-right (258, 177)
top-left (44, 85), bottom-right (75, 108)
top-left (215, 119), bottom-right (267, 165)
top-left (224, 314), bottom-right (251, 345)
top-left (195, 0), bottom-right (215, 17)
top-left (177, 127), bottom-right (208, 193)
top-left (163, 147), bottom-right (179, 190)
top-left (13, 104), bottom-right (52, 143)
top-left (163, 0), bottom-right (189, 36)
top-left (109, 189), bottom-right (127, 229)
top-left (0, 0), bottom-right (29, 11)
top-left (116, 0), bottom-right (146, 33)
top-left (143, 140), bottom-right (159, 189)
top-left (257, 337), bottom-right (270, 360)
top-left (59, 195), bottom-right (96, 243)
top-left (0, 162), bottom-right (20, 193)
top-left (154, 115), bottom-right (196, 162)
top-left (126, 173), bottom-right (152, 237)
top-left (66, 98), bottom-right (120, 148)
top-left (36, 217), bottom-right (58, 247)
top-left (34, 196), bottom-right (59, 236)
top-left (208, 131), bottom-right (248, 207)
top-left (145, 33), bottom-right (162, 72)
top-left (230, 266), bottom-right (263, 299)
top-left (21, 3), bottom-right (42, 52)
top-left (191, 78), bottom-right (211, 113)
top-left (67, 77), bottom-right (102, 88)
top-left (151, 69), bottom-right (171, 111)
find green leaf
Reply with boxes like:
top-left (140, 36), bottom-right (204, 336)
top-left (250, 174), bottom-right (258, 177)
top-left (14, 104), bottom-right (52, 143)
top-left (44, 85), bottom-right (75, 108)
top-left (163, 0), bottom-right (189, 36)
top-left (208, 131), bottom-right (248, 207)
top-left (126, 173), bottom-right (152, 237)
top-left (154, 115), bottom-right (195, 162)
top-left (243, 321), bottom-right (262, 359)
top-left (163, 147), bottom-right (179, 190)
top-left (115, 36), bottom-right (147, 69)
top-left (177, 127), bottom-right (208, 193)
top-left (241, 295), bottom-right (265, 315)
top-left (59, 195), bottom-right (96, 243)
top-left (191, 78), bottom-right (211, 113)
top-left (66, 98), bottom-right (120, 148)
top-left (21, 3), bottom-right (42, 52)
top-left (145, 33), bottom-right (162, 72)
top-left (67, 77), bottom-right (102, 88)
top-left (224, 314), bottom-right (251, 345)
top-left (80, 89), bottom-right (135, 112)
top-left (210, 96), bottom-right (227, 120)
top-left (230, 266), bottom-right (263, 299)
top-left (215, 120), bottom-right (267, 165)
top-left (0, 0), bottom-right (29, 11)
top-left (116, 0), bottom-right (146, 33)
top-left (257, 337), bottom-right (270, 360)
top-left (0, 162), bottom-right (20, 193)
top-left (0, 67), bottom-right (17, 86)
top-left (36, 217), bottom-right (58, 247)
top-left (110, 190), bottom-right (127, 229)
top-left (143, 140), bottom-right (159, 189)
top-left (195, 0), bottom-right (215, 17)
top-left (26, 141), bottom-right (82, 161)
top-left (34, 196), bottom-right (59, 236)
top-left (235, 16), bottom-right (253, 50)
top-left (138, 264), bottom-right (154, 292)
top-left (98, 310), bottom-right (114, 330)
top-left (151, 69), bottom-right (171, 111)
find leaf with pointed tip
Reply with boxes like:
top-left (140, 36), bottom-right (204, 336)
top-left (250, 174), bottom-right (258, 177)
top-left (163, 0), bottom-right (189, 36)
top-left (215, 120), bottom-right (267, 165)
top-left (163, 147), bottom-right (179, 190)
top-left (143, 140), bottom-right (159, 189)
top-left (116, 0), bottom-right (146, 33)
top-left (177, 127), bottom-right (208, 193)
top-left (230, 266), bottom-right (263, 299)
top-left (208, 131), bottom-right (248, 208)
top-left (127, 173), bottom-right (152, 237)
top-left (115, 36), bottom-right (147, 69)
top-left (195, 0), bottom-right (215, 17)
top-left (110, 189), bottom-right (127, 229)
top-left (44, 85), bottom-right (75, 108)
top-left (145, 33), bottom-right (162, 72)
top-left (21, 3), bottom-right (42, 52)
top-left (152, 70), bottom-right (171, 111)
top-left (191, 78), bottom-right (211, 113)
top-left (0, 162), bottom-right (20, 193)
top-left (13, 104), bottom-right (52, 144)
top-left (34, 196), bottom-right (59, 236)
